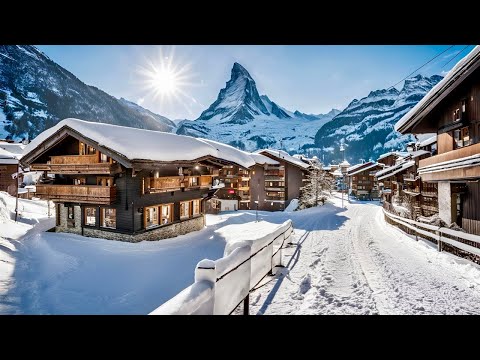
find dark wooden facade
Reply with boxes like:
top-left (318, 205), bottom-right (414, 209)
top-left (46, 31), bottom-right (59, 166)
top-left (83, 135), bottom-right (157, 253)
top-left (22, 131), bottom-right (224, 240)
top-left (397, 57), bottom-right (480, 234)
top-left (348, 162), bottom-right (383, 200)
top-left (0, 163), bottom-right (19, 196)
top-left (213, 165), bottom-right (251, 210)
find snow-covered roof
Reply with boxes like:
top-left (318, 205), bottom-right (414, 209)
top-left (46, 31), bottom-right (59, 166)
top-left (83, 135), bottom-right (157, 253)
top-left (0, 148), bottom-right (18, 164)
top-left (257, 149), bottom-right (309, 169)
top-left (347, 162), bottom-right (368, 173)
top-left (395, 46), bottom-right (480, 133)
top-left (198, 138), bottom-right (256, 168)
top-left (339, 160), bottom-right (350, 167)
top-left (331, 169), bottom-right (343, 177)
top-left (23, 118), bottom-right (256, 169)
top-left (376, 160), bottom-right (415, 180)
top-left (418, 135), bottom-right (437, 148)
top-left (248, 153), bottom-right (280, 165)
top-left (348, 162), bottom-right (380, 176)
top-left (377, 151), bottom-right (408, 161)
top-left (405, 149), bottom-right (430, 159)
top-left (0, 142), bottom-right (25, 159)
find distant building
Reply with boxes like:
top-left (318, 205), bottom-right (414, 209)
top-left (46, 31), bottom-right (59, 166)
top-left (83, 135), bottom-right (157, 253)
top-left (347, 161), bottom-right (383, 200)
top-left (0, 147), bottom-right (19, 196)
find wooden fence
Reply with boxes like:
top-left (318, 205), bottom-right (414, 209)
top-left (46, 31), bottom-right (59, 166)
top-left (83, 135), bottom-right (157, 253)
top-left (150, 220), bottom-right (294, 315)
top-left (383, 209), bottom-right (480, 264)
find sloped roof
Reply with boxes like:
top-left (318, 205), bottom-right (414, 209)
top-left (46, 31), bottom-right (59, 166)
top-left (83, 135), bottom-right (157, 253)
top-left (257, 149), bottom-right (309, 169)
top-left (395, 46), bottom-right (480, 133)
top-left (248, 152), bottom-right (280, 165)
top-left (23, 118), bottom-right (256, 169)
top-left (376, 160), bottom-right (415, 180)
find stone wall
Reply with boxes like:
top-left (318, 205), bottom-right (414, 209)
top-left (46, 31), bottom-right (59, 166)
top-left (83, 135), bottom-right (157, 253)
top-left (82, 215), bottom-right (205, 242)
top-left (56, 204), bottom-right (82, 234)
top-left (438, 181), bottom-right (452, 224)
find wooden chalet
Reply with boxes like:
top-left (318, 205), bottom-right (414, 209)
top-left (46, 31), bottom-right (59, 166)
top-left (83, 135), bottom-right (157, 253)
top-left (395, 45), bottom-right (480, 233)
top-left (347, 161), bottom-right (383, 200)
top-left (251, 149), bottom-right (310, 211)
top-left (0, 147), bottom-right (19, 196)
top-left (21, 118), bottom-right (255, 242)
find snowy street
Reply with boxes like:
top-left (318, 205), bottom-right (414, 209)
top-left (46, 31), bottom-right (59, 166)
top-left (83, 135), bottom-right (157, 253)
top-left (3, 191), bottom-right (480, 314)
top-left (250, 194), bottom-right (480, 315)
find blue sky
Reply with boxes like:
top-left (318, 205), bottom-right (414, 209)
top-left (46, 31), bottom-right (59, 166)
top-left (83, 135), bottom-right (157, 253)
top-left (37, 45), bottom-right (475, 120)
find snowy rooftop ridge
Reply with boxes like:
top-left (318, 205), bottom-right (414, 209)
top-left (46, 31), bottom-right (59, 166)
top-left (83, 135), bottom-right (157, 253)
top-left (248, 153), bottom-right (280, 165)
top-left (418, 134), bottom-right (437, 148)
top-left (347, 162), bottom-right (380, 176)
top-left (257, 149), bottom-right (309, 169)
top-left (377, 151), bottom-right (408, 160)
top-left (23, 118), bottom-right (256, 169)
top-left (0, 147), bottom-right (19, 164)
top-left (376, 160), bottom-right (415, 180)
top-left (395, 45), bottom-right (480, 133)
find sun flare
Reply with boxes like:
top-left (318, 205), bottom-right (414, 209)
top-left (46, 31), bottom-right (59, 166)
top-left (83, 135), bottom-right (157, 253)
top-left (153, 68), bottom-right (177, 94)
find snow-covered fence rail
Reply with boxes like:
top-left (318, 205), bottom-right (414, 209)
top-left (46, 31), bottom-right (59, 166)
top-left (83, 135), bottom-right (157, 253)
top-left (150, 220), bottom-right (294, 315)
top-left (383, 209), bottom-right (480, 263)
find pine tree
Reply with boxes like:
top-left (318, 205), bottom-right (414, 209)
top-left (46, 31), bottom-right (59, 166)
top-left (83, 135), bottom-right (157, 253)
top-left (299, 162), bottom-right (335, 209)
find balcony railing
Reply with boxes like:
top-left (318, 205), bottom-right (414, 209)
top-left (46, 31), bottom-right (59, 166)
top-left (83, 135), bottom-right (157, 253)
top-left (421, 191), bottom-right (438, 198)
top-left (264, 175), bottom-right (285, 181)
top-left (35, 184), bottom-right (116, 204)
top-left (146, 175), bottom-right (213, 194)
top-left (31, 154), bottom-right (120, 174)
top-left (419, 142), bottom-right (480, 168)
top-left (421, 204), bottom-right (438, 212)
top-left (238, 186), bottom-right (250, 191)
top-left (50, 154), bottom-right (98, 164)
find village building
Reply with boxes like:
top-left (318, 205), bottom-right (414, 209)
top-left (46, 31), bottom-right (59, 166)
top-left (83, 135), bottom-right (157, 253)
top-left (20, 118), bottom-right (255, 242)
top-left (395, 46), bottom-right (480, 233)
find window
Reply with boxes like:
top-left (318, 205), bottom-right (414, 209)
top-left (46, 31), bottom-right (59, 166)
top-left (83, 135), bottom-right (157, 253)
top-left (189, 177), bottom-right (198, 187)
top-left (180, 201), bottom-right (190, 219)
top-left (101, 208), bottom-right (116, 229)
top-left (454, 127), bottom-right (471, 148)
top-left (67, 205), bottom-right (75, 228)
top-left (145, 206), bottom-right (159, 228)
top-left (73, 178), bottom-right (85, 185)
top-left (56, 204), bottom-right (61, 226)
top-left (453, 108), bottom-right (461, 122)
top-left (84, 207), bottom-right (96, 226)
top-left (160, 204), bottom-right (173, 225)
top-left (192, 199), bottom-right (200, 216)
top-left (97, 177), bottom-right (113, 186)
top-left (100, 153), bottom-right (109, 163)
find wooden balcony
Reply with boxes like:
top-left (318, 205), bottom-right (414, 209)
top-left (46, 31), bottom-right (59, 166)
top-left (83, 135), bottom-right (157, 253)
top-left (51, 154), bottom-right (98, 164)
top-left (35, 184), bottom-right (116, 204)
top-left (421, 204), bottom-right (438, 212)
top-left (146, 175), bottom-right (213, 194)
top-left (31, 155), bottom-right (121, 175)
top-left (420, 142), bottom-right (480, 167)
top-left (421, 191), bottom-right (438, 198)
top-left (238, 186), bottom-right (250, 191)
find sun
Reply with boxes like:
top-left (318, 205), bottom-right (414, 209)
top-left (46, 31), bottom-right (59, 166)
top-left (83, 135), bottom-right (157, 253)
top-left (153, 68), bottom-right (177, 94)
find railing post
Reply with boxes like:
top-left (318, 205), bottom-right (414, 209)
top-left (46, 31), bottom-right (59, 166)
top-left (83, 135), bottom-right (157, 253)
top-left (195, 259), bottom-right (216, 315)
top-left (437, 229), bottom-right (442, 252)
top-left (243, 294), bottom-right (249, 315)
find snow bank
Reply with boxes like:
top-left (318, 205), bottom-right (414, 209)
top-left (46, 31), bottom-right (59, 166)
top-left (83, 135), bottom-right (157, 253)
top-left (284, 198), bottom-right (299, 212)
top-left (151, 219), bottom-right (293, 315)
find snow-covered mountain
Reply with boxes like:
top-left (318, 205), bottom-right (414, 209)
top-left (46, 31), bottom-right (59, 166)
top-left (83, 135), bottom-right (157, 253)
top-left (177, 62), bottom-right (341, 152)
top-left (312, 74), bottom-right (443, 164)
top-left (0, 45), bottom-right (176, 140)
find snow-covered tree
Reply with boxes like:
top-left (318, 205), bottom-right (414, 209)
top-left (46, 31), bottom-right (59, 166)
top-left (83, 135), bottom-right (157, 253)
top-left (298, 164), bottom-right (334, 209)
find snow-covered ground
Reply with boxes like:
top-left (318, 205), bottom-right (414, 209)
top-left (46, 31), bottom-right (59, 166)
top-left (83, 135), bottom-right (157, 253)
top-left (0, 192), bottom-right (286, 315)
top-left (3, 190), bottom-right (480, 315)
top-left (249, 194), bottom-right (480, 314)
